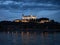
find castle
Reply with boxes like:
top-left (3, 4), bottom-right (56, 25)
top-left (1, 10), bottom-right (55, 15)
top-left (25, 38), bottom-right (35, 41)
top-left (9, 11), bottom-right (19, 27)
top-left (14, 14), bottom-right (50, 23)
top-left (22, 15), bottom-right (36, 20)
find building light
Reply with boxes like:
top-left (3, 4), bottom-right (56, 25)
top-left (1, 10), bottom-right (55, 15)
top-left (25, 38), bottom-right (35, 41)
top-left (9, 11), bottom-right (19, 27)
top-left (15, 20), bottom-right (20, 22)
top-left (22, 15), bottom-right (36, 20)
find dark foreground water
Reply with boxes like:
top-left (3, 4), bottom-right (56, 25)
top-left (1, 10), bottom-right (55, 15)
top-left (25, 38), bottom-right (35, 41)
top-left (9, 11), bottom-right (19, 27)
top-left (0, 31), bottom-right (60, 45)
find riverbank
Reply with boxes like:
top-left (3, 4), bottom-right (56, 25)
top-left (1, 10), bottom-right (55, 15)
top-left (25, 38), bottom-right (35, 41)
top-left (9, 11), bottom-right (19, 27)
top-left (0, 21), bottom-right (60, 32)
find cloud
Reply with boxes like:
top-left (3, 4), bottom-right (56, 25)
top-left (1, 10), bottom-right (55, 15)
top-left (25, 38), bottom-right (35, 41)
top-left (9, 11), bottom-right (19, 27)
top-left (0, 0), bottom-right (60, 22)
top-left (0, 1), bottom-right (60, 11)
top-left (0, 0), bottom-right (60, 5)
top-left (0, 10), bottom-right (22, 21)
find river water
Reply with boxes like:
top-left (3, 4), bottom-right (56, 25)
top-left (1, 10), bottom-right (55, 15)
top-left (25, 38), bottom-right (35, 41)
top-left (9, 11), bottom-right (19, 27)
top-left (0, 31), bottom-right (60, 45)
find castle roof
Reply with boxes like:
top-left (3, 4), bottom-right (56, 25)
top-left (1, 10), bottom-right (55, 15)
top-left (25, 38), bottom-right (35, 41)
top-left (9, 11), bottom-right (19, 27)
top-left (23, 15), bottom-right (36, 17)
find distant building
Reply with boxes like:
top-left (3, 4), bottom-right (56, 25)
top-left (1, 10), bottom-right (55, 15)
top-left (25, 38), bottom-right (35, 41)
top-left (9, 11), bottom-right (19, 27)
top-left (22, 15), bottom-right (36, 20)
top-left (39, 18), bottom-right (50, 23)
top-left (14, 19), bottom-right (21, 22)
top-left (13, 15), bottom-right (36, 22)
top-left (13, 14), bottom-right (51, 23)
top-left (21, 19), bottom-right (29, 22)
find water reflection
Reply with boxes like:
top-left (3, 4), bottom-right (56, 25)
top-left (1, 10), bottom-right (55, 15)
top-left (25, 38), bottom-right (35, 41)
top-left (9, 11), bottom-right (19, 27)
top-left (0, 31), bottom-right (60, 45)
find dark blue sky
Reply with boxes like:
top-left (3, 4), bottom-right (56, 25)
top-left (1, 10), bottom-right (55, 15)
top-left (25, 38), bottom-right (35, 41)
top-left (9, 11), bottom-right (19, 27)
top-left (0, 0), bottom-right (60, 22)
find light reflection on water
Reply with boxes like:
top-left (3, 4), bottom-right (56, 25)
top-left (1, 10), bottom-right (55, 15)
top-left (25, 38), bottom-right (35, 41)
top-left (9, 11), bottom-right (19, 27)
top-left (0, 31), bottom-right (60, 45)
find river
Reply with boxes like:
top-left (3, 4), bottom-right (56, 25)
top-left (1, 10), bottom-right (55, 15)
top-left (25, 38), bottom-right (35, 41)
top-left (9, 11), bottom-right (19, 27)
top-left (0, 31), bottom-right (60, 45)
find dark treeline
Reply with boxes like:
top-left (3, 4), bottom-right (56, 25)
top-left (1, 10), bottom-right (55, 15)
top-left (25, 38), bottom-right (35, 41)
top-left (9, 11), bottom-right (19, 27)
top-left (0, 20), bottom-right (60, 32)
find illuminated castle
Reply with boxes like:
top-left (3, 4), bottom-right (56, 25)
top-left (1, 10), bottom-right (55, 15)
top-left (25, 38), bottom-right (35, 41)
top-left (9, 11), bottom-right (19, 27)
top-left (14, 14), bottom-right (50, 23)
top-left (22, 14), bottom-right (36, 20)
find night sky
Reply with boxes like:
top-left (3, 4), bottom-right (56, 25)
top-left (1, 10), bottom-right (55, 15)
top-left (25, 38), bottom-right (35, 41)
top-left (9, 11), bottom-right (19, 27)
top-left (0, 0), bottom-right (60, 22)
